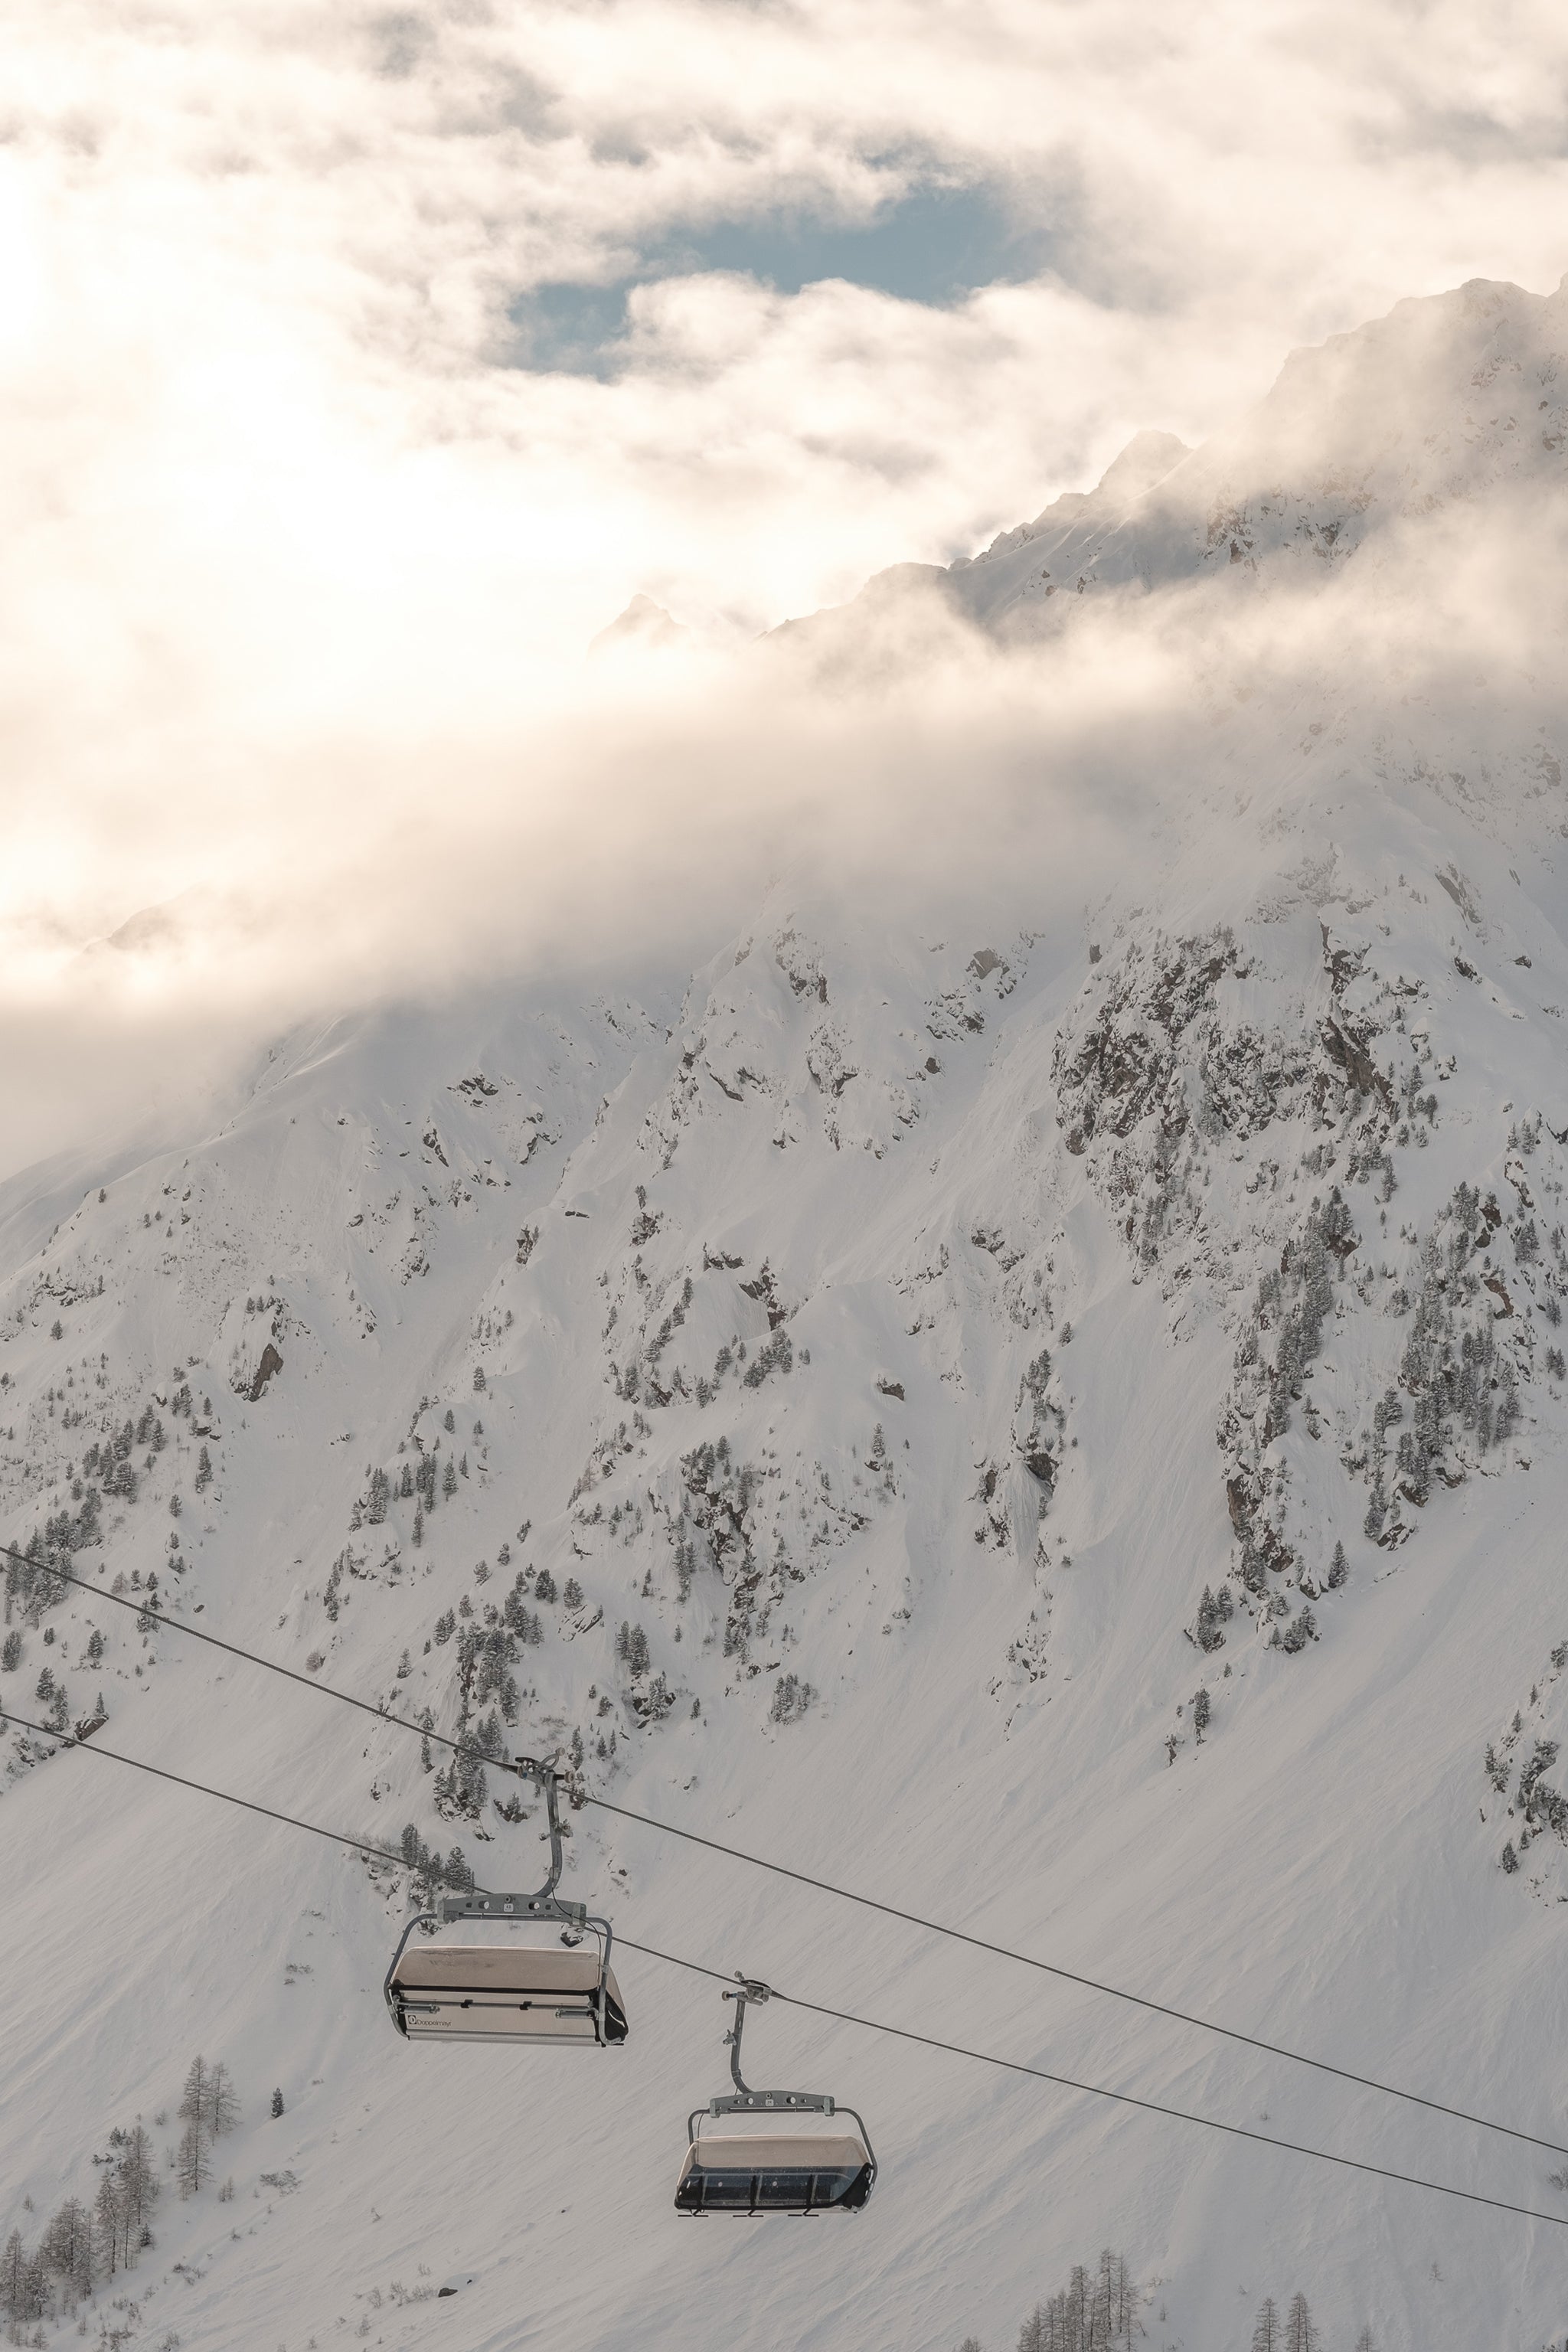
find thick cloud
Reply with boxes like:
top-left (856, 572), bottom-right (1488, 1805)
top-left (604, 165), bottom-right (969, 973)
top-left (2, 0), bottom-right (1566, 1169)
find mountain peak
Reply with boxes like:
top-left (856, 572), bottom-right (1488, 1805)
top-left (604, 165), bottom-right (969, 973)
top-left (1027, 427), bottom-right (1192, 534)
top-left (589, 593), bottom-right (688, 658)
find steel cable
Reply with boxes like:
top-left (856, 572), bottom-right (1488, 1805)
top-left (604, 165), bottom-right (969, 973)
top-left (6, 1537), bottom-right (1564, 2164)
top-left (4, 1699), bottom-right (1566, 2231)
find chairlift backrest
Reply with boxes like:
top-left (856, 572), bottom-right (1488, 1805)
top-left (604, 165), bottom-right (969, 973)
top-left (386, 1933), bottom-right (628, 2045)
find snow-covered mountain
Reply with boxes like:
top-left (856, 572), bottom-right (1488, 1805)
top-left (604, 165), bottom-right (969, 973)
top-left (785, 274), bottom-right (1568, 654)
top-left (5, 276), bottom-right (1568, 2352)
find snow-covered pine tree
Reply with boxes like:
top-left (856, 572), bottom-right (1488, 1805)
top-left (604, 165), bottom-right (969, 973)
top-left (178, 2055), bottom-right (208, 2126)
top-left (41, 2196), bottom-right (92, 2296)
top-left (1281, 1605), bottom-right (1316, 1654)
top-left (176, 2115), bottom-right (211, 2197)
top-left (0, 2229), bottom-right (28, 2324)
top-left (1063, 2266), bottom-right (1090, 2347)
top-left (117, 2123), bottom-right (159, 2244)
top-left (21, 2243), bottom-right (47, 2324)
top-left (92, 2172), bottom-right (126, 2277)
top-left (1284, 2291), bottom-right (1318, 2352)
top-left (1252, 2298), bottom-right (1280, 2352)
top-left (205, 2060), bottom-right (240, 2137)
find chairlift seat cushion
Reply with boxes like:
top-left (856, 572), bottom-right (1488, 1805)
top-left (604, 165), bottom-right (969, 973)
top-left (390, 1942), bottom-right (627, 2044)
top-left (675, 2133), bottom-right (874, 2213)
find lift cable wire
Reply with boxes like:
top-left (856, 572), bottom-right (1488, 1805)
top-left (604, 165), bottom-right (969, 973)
top-left (2, 1700), bottom-right (1566, 2234)
top-left (6, 1546), bottom-right (449, 1745)
top-left (583, 1791), bottom-right (1568, 2163)
top-left (8, 1538), bottom-right (1564, 2164)
top-left (622, 1934), bottom-right (1568, 2233)
top-left (0, 1701), bottom-right (415, 1875)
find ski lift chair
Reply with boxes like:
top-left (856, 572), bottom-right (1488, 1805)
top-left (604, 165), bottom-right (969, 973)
top-left (384, 1759), bottom-right (626, 2047)
top-left (675, 1980), bottom-right (876, 2215)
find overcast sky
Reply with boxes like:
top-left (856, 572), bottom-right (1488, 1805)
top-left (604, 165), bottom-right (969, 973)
top-left (2, 0), bottom-right (1566, 1161)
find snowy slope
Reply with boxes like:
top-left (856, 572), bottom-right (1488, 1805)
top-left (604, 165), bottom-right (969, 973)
top-left (6, 282), bottom-right (1568, 2352)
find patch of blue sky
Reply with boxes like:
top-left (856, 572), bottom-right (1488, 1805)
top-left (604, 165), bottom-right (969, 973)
top-left (510, 181), bottom-right (1055, 376)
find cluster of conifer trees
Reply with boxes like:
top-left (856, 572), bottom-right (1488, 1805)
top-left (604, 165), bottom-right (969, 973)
top-left (946, 2264), bottom-right (1380, 2351)
top-left (1244, 2294), bottom-right (1374, 2351)
top-left (1, 2056), bottom-right (240, 2335)
top-left (1010, 2251), bottom-right (1137, 2350)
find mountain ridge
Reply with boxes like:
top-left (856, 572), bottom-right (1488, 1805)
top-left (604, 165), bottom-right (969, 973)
top-left (766, 273), bottom-right (1568, 658)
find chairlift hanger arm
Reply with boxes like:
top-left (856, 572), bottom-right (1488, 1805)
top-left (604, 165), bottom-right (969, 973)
top-left (437, 1753), bottom-right (580, 1921)
top-left (712, 1976), bottom-right (835, 2115)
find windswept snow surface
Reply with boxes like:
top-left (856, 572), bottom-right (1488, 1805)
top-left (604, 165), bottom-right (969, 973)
top-left (8, 279), bottom-right (1568, 2352)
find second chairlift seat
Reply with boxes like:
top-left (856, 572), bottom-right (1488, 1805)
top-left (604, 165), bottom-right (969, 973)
top-left (675, 1979), bottom-right (877, 2216)
top-left (673, 2128), bottom-right (875, 2215)
top-left (384, 1756), bottom-right (627, 2048)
